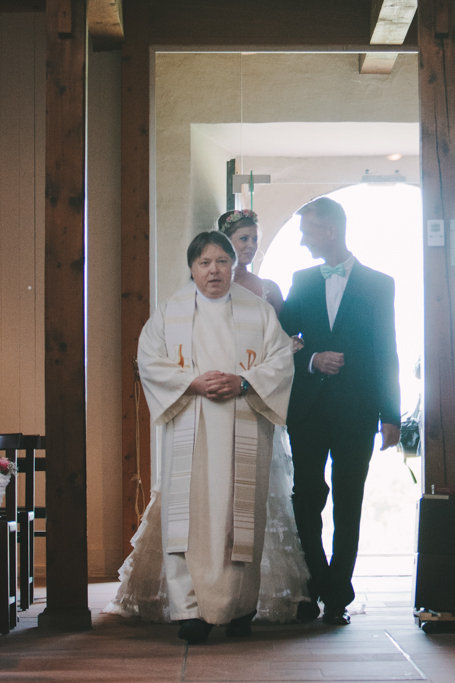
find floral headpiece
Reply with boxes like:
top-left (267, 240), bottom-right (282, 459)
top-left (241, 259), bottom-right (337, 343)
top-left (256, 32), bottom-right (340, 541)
top-left (220, 210), bottom-right (258, 233)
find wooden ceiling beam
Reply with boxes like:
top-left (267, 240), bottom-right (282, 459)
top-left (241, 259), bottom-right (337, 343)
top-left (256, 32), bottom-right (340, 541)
top-left (370, 0), bottom-right (418, 43)
top-left (0, 0), bottom-right (45, 10)
top-left (87, 0), bottom-right (124, 52)
top-left (359, 50), bottom-right (400, 73)
top-left (360, 0), bottom-right (417, 74)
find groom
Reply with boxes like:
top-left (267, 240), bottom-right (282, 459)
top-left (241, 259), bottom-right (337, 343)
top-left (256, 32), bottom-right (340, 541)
top-left (280, 197), bottom-right (400, 625)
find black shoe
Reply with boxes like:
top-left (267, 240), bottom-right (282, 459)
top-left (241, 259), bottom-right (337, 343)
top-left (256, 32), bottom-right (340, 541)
top-left (322, 608), bottom-right (351, 625)
top-left (178, 619), bottom-right (213, 643)
top-left (225, 610), bottom-right (257, 637)
top-left (296, 600), bottom-right (320, 623)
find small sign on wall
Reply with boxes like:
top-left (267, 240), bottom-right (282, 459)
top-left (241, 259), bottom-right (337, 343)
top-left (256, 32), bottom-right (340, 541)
top-left (451, 221), bottom-right (455, 266)
top-left (427, 220), bottom-right (445, 246)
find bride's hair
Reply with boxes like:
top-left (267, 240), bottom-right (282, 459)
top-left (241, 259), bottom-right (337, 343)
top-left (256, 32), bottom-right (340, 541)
top-left (218, 210), bottom-right (258, 239)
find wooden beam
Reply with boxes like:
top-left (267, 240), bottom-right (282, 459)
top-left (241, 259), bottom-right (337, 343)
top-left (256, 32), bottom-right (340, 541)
top-left (434, 0), bottom-right (450, 38)
top-left (87, 0), bottom-right (124, 52)
top-left (419, 0), bottom-right (455, 495)
top-left (57, 0), bottom-right (72, 38)
top-left (0, 1), bottom-right (45, 10)
top-left (370, 0), bottom-right (418, 43)
top-left (121, 0), bottom-right (151, 559)
top-left (359, 51), bottom-right (399, 73)
top-left (148, 0), bottom-right (378, 48)
top-left (360, 0), bottom-right (417, 74)
top-left (38, 0), bottom-right (91, 631)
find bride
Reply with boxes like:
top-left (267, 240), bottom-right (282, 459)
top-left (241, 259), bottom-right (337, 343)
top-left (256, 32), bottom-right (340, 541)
top-left (105, 210), bottom-right (310, 624)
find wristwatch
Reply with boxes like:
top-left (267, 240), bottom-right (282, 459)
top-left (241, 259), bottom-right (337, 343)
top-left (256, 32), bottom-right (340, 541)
top-left (239, 376), bottom-right (250, 397)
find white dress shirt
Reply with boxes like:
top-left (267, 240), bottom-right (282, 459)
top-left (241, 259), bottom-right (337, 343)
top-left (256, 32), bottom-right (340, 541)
top-left (309, 253), bottom-right (356, 373)
top-left (325, 253), bottom-right (356, 330)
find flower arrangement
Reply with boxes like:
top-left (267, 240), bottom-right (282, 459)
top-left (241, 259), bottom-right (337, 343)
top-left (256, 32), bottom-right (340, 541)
top-left (0, 457), bottom-right (17, 477)
top-left (0, 456), bottom-right (16, 505)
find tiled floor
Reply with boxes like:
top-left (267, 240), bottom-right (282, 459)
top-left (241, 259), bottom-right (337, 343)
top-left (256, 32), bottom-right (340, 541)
top-left (1, 576), bottom-right (455, 682)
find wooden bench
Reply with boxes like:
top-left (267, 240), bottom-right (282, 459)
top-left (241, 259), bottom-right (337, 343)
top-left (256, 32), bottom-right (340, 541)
top-left (0, 433), bottom-right (46, 631)
top-left (17, 435), bottom-right (46, 611)
top-left (0, 434), bottom-right (21, 634)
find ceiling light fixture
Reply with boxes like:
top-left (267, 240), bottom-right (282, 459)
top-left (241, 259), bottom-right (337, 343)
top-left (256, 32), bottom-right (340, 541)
top-left (387, 153), bottom-right (402, 161)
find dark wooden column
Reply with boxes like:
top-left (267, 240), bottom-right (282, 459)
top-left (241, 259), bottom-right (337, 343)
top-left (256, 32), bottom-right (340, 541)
top-left (414, 0), bottom-right (455, 616)
top-left (419, 0), bottom-right (455, 495)
top-left (121, 0), bottom-right (151, 557)
top-left (38, 0), bottom-right (91, 630)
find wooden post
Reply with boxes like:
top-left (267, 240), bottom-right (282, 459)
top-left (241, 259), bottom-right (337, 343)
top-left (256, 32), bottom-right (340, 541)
top-left (226, 159), bottom-right (236, 211)
top-left (414, 0), bottom-right (455, 615)
top-left (419, 0), bottom-right (455, 495)
top-left (38, 0), bottom-right (91, 630)
top-left (121, 0), bottom-right (151, 557)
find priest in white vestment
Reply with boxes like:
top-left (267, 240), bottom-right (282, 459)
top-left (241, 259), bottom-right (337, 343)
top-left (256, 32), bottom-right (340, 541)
top-left (138, 231), bottom-right (294, 643)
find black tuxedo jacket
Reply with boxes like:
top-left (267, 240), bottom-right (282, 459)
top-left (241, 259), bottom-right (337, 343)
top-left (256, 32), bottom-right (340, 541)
top-left (280, 259), bottom-right (400, 432)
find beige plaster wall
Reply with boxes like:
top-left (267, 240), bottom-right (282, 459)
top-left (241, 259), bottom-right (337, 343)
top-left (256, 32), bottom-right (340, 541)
top-left (154, 52), bottom-right (419, 301)
top-left (0, 13), bottom-right (46, 438)
top-left (155, 53), bottom-right (242, 301)
top-left (191, 125), bottom-right (232, 233)
top-left (240, 53), bottom-right (418, 123)
top-left (0, 12), bottom-right (46, 572)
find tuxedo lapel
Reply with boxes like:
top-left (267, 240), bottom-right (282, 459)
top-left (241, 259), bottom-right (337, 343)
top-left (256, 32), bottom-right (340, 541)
top-left (330, 260), bottom-right (363, 336)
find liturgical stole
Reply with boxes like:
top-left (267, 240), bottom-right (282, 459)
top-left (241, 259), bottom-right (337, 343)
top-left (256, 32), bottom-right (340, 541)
top-left (163, 281), bottom-right (264, 562)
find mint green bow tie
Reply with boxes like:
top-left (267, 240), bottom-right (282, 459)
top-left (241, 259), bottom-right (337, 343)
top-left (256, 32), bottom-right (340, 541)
top-left (320, 263), bottom-right (346, 279)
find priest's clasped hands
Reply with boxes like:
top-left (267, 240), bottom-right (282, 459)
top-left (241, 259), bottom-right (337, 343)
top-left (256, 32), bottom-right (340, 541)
top-left (187, 371), bottom-right (248, 401)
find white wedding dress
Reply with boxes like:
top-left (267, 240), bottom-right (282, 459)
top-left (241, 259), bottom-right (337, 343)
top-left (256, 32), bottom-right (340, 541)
top-left (105, 426), bottom-right (310, 623)
top-left (105, 282), bottom-right (310, 623)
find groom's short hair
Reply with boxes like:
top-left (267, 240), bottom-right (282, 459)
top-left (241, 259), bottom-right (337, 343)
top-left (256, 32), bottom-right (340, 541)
top-left (297, 197), bottom-right (347, 236)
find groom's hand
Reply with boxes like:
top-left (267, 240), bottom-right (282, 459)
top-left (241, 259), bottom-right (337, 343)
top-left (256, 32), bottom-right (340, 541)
top-left (313, 351), bottom-right (344, 375)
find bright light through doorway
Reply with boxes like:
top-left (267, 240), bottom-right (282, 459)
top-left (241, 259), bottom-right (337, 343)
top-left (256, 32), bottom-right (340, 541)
top-left (259, 183), bottom-right (423, 574)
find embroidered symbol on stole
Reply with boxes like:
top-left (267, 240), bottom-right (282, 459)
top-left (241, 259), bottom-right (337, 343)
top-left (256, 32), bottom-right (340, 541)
top-left (239, 349), bottom-right (257, 371)
top-left (173, 344), bottom-right (190, 369)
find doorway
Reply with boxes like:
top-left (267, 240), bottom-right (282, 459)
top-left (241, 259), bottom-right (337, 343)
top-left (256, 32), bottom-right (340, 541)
top-left (153, 50), bottom-right (421, 577)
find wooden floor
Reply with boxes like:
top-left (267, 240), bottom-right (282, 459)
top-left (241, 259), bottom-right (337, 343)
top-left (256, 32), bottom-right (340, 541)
top-left (1, 576), bottom-right (455, 682)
